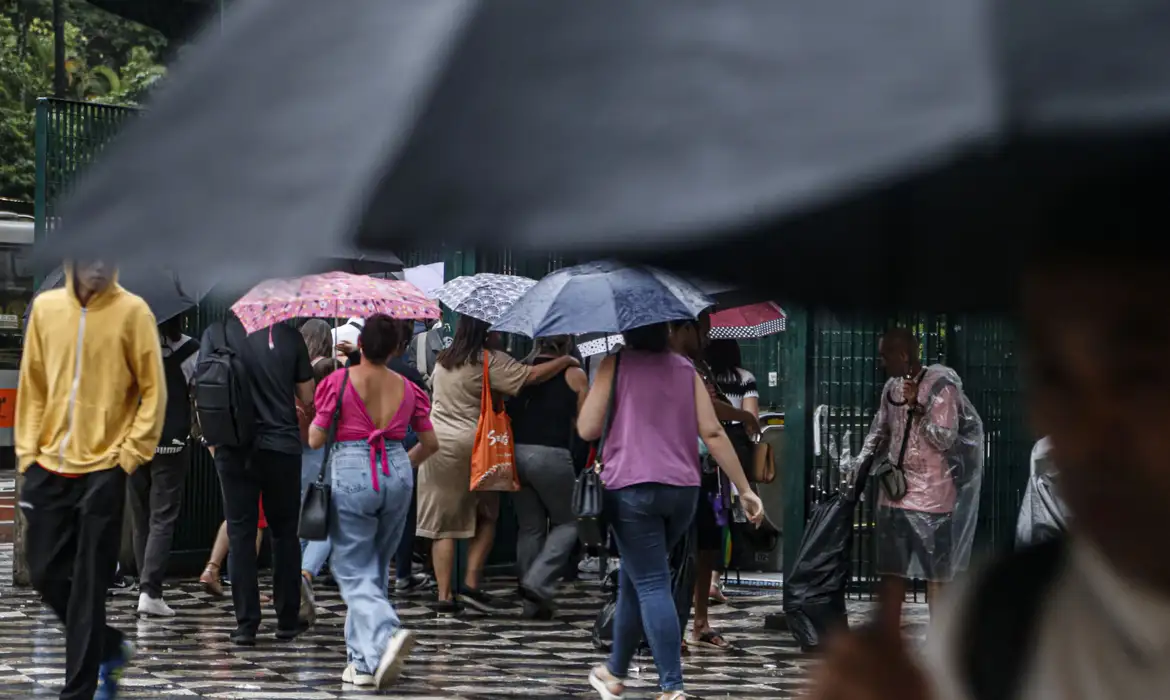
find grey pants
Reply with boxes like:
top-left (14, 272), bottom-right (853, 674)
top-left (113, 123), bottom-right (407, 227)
top-left (514, 444), bottom-right (579, 600)
top-left (127, 449), bottom-right (188, 598)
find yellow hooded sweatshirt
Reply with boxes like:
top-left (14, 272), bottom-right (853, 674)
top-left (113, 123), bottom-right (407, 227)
top-left (15, 266), bottom-right (166, 475)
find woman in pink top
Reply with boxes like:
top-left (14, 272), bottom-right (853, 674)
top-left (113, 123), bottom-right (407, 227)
top-left (308, 315), bottom-right (439, 690)
top-left (578, 322), bottom-right (764, 700)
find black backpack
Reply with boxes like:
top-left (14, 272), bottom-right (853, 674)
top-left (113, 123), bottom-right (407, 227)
top-left (158, 338), bottom-right (200, 451)
top-left (194, 321), bottom-right (256, 448)
top-left (962, 538), bottom-right (1066, 700)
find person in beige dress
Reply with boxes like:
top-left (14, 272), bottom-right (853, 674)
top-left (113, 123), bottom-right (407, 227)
top-left (417, 314), bottom-right (578, 614)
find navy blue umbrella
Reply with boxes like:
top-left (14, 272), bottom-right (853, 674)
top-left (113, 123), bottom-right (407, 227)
top-left (492, 261), bottom-right (714, 338)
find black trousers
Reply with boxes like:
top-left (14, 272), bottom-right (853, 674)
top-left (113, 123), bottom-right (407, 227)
top-left (21, 464), bottom-right (127, 700)
top-left (127, 448), bottom-right (188, 598)
top-left (215, 447), bottom-right (301, 634)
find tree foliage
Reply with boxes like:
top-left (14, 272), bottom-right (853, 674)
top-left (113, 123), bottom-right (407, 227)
top-left (0, 0), bottom-right (166, 202)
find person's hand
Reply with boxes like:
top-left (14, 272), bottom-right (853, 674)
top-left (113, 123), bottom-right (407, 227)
top-left (809, 580), bottom-right (933, 700)
top-left (742, 413), bottom-right (762, 439)
top-left (740, 490), bottom-right (765, 526)
top-left (336, 340), bottom-right (356, 356)
top-left (903, 378), bottom-right (919, 407)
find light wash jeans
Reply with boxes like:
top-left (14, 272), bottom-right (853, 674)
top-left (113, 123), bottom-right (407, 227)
top-left (328, 440), bottom-right (413, 674)
top-left (605, 483), bottom-right (699, 693)
top-left (300, 446), bottom-right (332, 575)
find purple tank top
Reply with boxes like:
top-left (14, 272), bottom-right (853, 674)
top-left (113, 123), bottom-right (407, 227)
top-left (601, 350), bottom-right (701, 490)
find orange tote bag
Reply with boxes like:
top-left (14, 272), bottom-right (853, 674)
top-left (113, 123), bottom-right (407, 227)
top-left (470, 351), bottom-right (520, 492)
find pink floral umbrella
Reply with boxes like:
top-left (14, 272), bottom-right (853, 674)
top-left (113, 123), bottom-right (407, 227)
top-left (232, 271), bottom-right (440, 334)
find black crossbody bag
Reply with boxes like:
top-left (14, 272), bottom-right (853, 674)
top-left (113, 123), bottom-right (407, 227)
top-left (298, 370), bottom-right (349, 540)
top-left (572, 354), bottom-right (621, 547)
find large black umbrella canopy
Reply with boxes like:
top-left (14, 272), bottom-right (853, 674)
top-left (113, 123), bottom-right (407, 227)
top-left (46, 0), bottom-right (1170, 310)
top-left (28, 266), bottom-right (200, 324)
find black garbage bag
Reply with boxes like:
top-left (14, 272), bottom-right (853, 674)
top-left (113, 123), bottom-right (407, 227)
top-left (783, 471), bottom-right (867, 652)
top-left (592, 527), bottom-right (697, 652)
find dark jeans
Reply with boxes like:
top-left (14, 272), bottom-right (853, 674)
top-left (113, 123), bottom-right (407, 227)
top-left (21, 465), bottom-right (127, 700)
top-left (215, 447), bottom-right (301, 634)
top-left (514, 444), bottom-right (578, 600)
top-left (127, 448), bottom-right (188, 598)
top-left (604, 483), bottom-right (698, 693)
top-left (394, 428), bottom-right (419, 580)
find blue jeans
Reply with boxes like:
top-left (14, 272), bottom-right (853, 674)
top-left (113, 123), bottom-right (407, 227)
top-left (605, 483), bottom-right (698, 693)
top-left (328, 440), bottom-right (413, 674)
top-left (300, 446), bottom-right (332, 575)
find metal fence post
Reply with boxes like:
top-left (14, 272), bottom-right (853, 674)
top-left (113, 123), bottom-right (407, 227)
top-left (780, 306), bottom-right (810, 578)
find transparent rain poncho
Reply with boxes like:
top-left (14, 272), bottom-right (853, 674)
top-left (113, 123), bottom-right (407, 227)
top-left (852, 364), bottom-right (984, 582)
top-left (1016, 437), bottom-right (1067, 547)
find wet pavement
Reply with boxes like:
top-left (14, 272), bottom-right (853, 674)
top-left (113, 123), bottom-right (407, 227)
top-left (0, 544), bottom-right (927, 698)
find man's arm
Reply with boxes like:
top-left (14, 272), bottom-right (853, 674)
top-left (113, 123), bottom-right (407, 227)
top-left (118, 304), bottom-right (167, 472)
top-left (854, 380), bottom-right (894, 467)
top-left (14, 309), bottom-right (47, 470)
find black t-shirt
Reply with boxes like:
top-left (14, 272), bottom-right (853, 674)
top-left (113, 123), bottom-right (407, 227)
top-left (227, 319), bottom-right (312, 454)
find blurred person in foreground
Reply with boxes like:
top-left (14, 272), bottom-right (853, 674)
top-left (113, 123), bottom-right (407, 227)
top-left (812, 184), bottom-right (1170, 699)
top-left (128, 316), bottom-right (199, 618)
top-left (308, 314), bottom-right (439, 688)
top-left (17, 260), bottom-right (165, 700)
top-left (582, 322), bottom-right (763, 700)
top-left (852, 328), bottom-right (983, 619)
top-left (417, 314), bottom-right (576, 614)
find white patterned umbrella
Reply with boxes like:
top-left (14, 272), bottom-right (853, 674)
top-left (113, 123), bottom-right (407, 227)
top-left (433, 273), bottom-right (537, 325)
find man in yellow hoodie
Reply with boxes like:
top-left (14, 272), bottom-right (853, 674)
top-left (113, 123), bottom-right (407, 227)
top-left (16, 260), bottom-right (164, 700)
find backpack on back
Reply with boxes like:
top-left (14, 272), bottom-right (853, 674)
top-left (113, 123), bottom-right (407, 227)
top-left (157, 338), bottom-right (200, 453)
top-left (194, 321), bottom-right (256, 448)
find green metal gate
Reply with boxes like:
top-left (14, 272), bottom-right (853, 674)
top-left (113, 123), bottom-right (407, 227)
top-left (778, 307), bottom-right (1032, 596)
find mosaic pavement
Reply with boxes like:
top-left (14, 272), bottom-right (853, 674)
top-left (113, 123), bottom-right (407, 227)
top-left (0, 545), bottom-right (928, 698)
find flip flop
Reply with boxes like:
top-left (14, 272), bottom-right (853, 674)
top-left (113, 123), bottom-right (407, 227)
top-left (692, 629), bottom-right (732, 651)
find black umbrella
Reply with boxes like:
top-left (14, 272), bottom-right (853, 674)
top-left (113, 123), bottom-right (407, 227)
top-left (27, 266), bottom-right (201, 324)
top-left (46, 0), bottom-right (1170, 309)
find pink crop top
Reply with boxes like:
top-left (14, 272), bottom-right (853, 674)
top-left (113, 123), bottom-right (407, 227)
top-left (312, 370), bottom-right (434, 491)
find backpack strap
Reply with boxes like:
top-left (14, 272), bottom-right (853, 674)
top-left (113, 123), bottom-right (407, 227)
top-left (961, 537), bottom-right (1067, 700)
top-left (171, 338), bottom-right (200, 364)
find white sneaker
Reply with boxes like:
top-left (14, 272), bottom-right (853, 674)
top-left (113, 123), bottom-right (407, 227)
top-left (578, 556), bottom-right (601, 574)
top-left (374, 628), bottom-right (415, 689)
top-left (137, 592), bottom-right (175, 617)
top-left (342, 664), bottom-right (375, 686)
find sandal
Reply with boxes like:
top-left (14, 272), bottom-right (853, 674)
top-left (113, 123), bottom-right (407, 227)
top-left (708, 583), bottom-right (728, 605)
top-left (588, 665), bottom-right (624, 699)
top-left (692, 629), bottom-right (732, 651)
top-left (199, 563), bottom-right (224, 597)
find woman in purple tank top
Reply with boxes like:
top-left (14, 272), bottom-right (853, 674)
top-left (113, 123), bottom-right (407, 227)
top-left (577, 323), bottom-right (764, 700)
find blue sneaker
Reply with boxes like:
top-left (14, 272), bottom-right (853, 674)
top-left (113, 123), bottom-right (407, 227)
top-left (95, 641), bottom-right (135, 700)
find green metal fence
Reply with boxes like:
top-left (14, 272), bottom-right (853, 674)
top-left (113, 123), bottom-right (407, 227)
top-left (777, 308), bottom-right (1032, 596)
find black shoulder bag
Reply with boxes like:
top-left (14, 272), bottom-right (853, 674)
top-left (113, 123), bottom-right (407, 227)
top-left (572, 354), bottom-right (621, 547)
top-left (298, 370), bottom-right (349, 540)
top-left (870, 369), bottom-right (926, 501)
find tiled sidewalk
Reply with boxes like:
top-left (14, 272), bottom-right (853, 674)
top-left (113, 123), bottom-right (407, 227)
top-left (0, 545), bottom-right (926, 698)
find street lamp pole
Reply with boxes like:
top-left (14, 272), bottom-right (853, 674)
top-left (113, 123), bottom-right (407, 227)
top-left (52, 0), bottom-right (66, 98)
